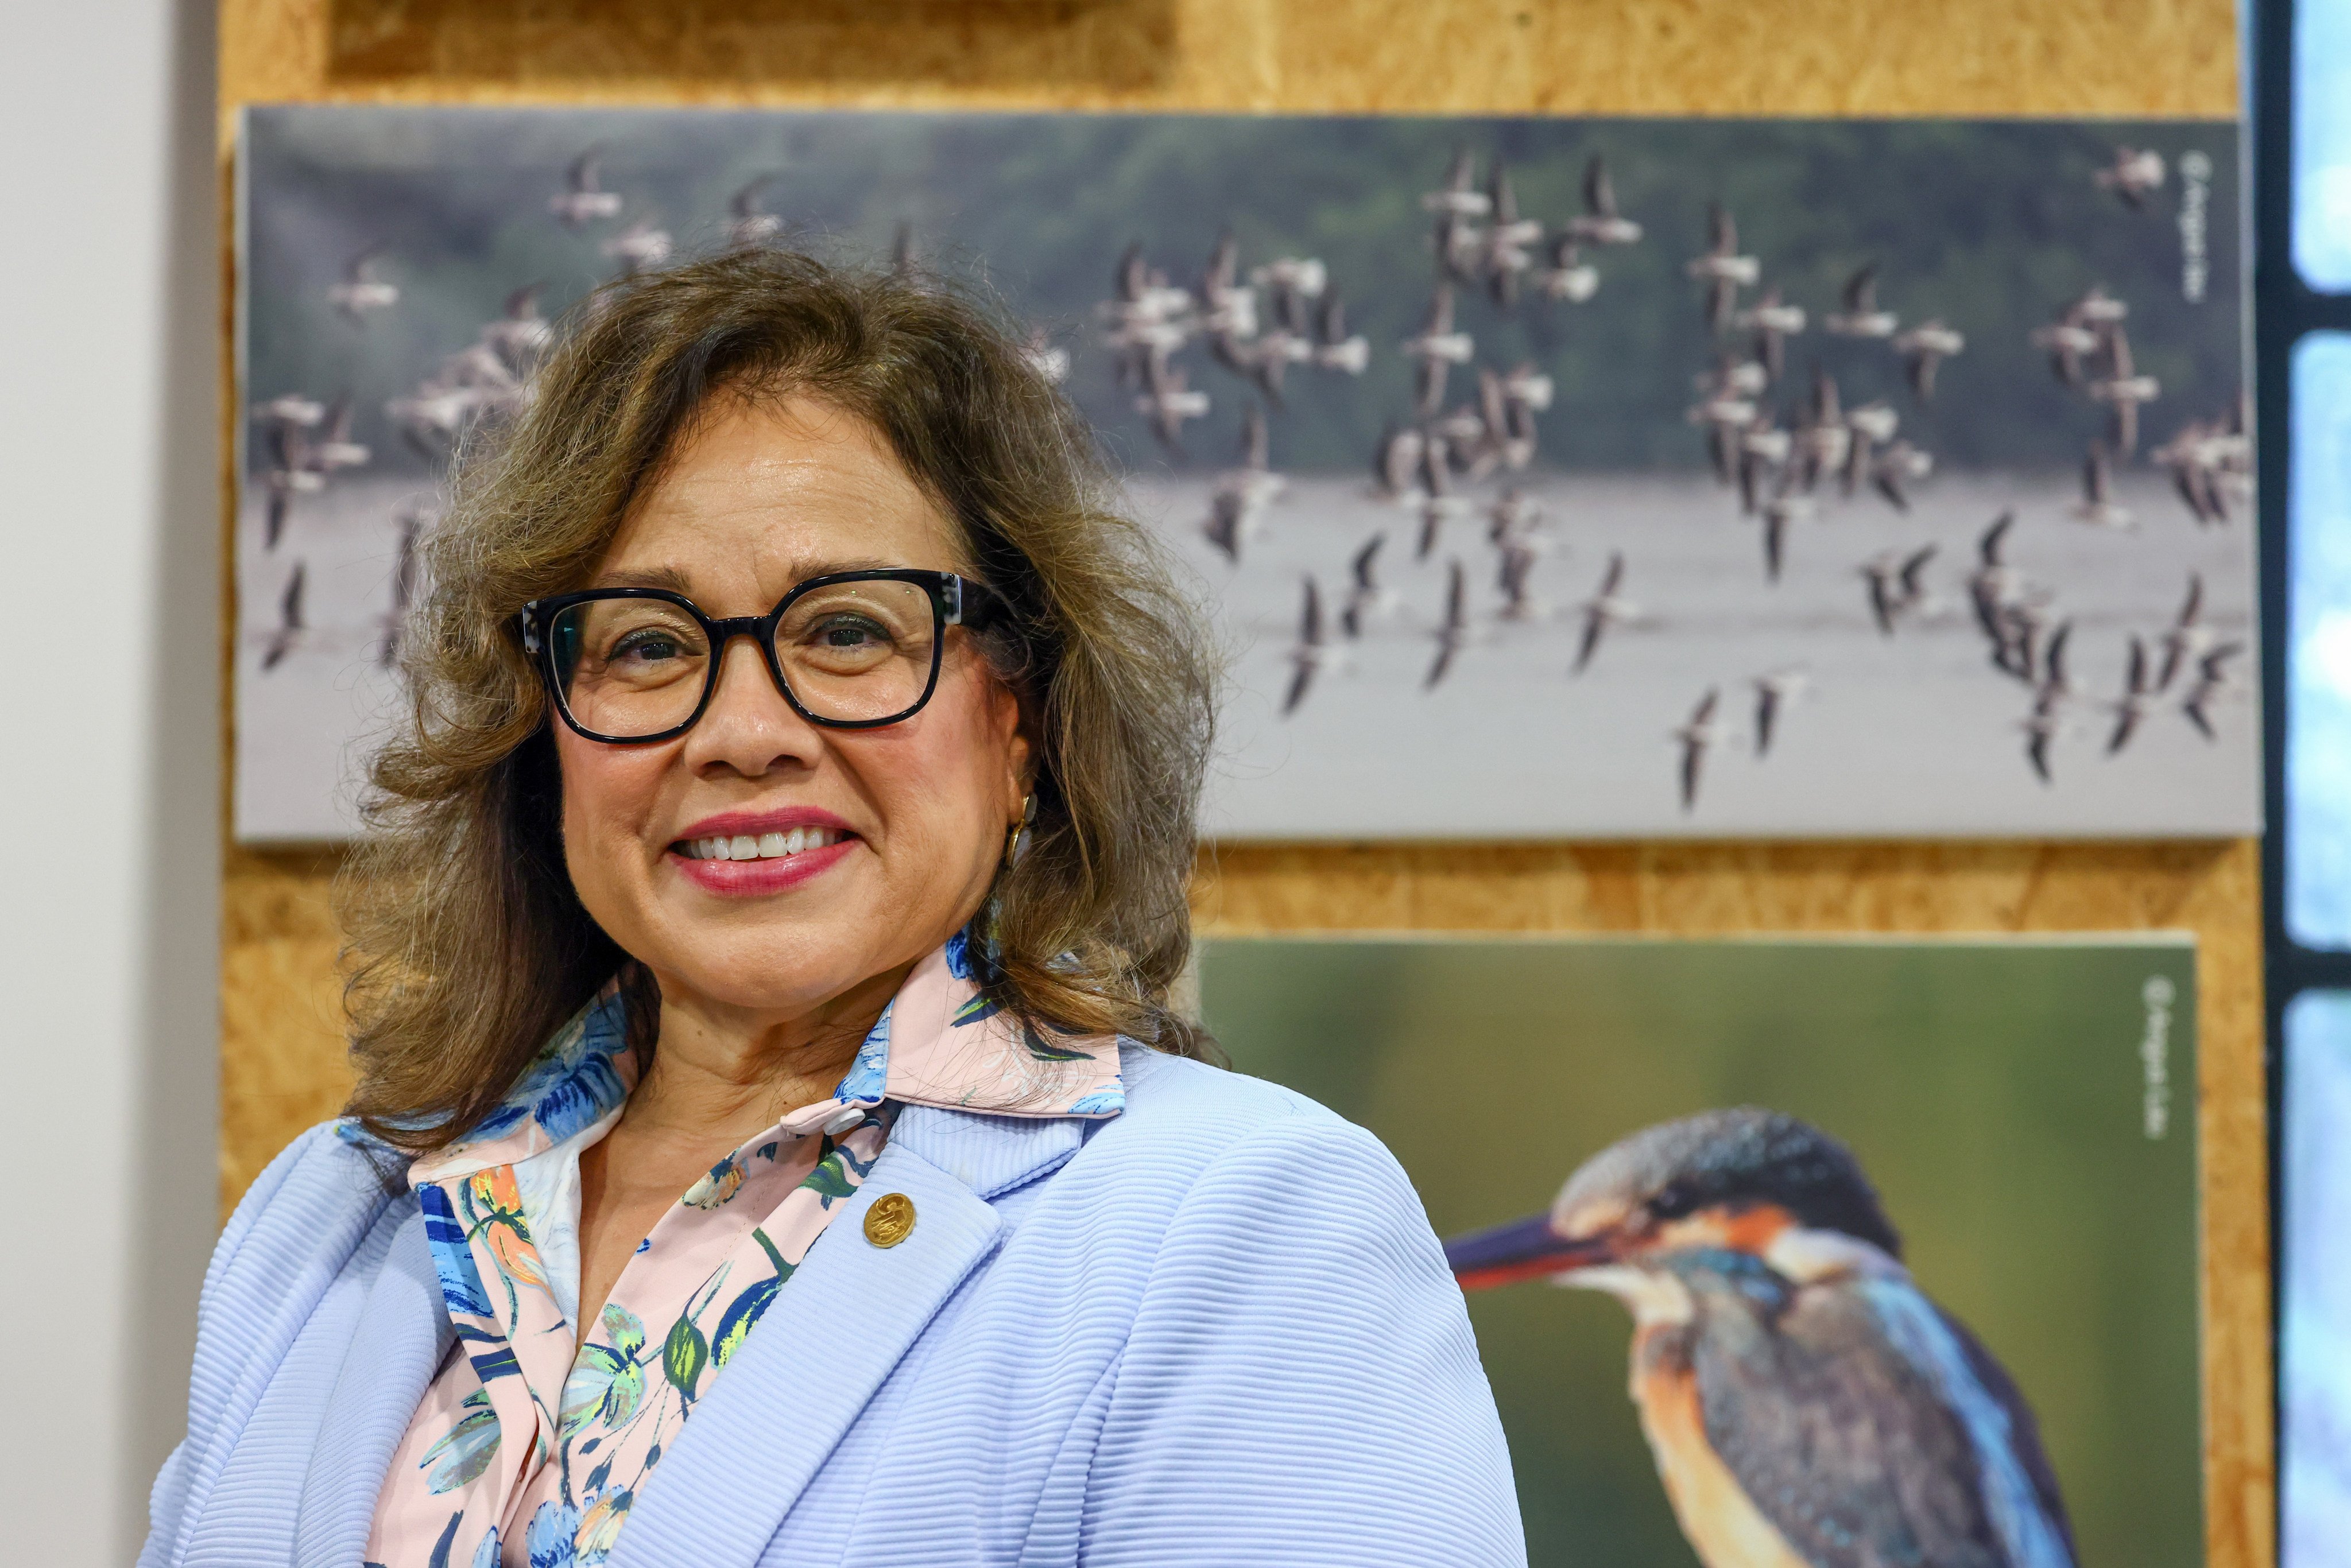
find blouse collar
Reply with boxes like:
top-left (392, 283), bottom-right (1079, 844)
top-left (406, 927), bottom-right (1124, 1188)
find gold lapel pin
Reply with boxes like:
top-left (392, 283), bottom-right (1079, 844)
top-left (863, 1191), bottom-right (916, 1248)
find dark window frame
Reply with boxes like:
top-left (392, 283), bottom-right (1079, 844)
top-left (2256, 0), bottom-right (2351, 1549)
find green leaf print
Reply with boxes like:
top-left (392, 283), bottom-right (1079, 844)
top-left (663, 1314), bottom-right (709, 1402)
top-left (420, 1388), bottom-right (501, 1493)
top-left (711, 1277), bottom-right (783, 1368)
top-left (802, 1148), bottom-right (858, 1202)
top-left (1020, 1020), bottom-right (1091, 1062)
top-left (599, 1302), bottom-right (646, 1359)
top-left (558, 1345), bottom-right (645, 1440)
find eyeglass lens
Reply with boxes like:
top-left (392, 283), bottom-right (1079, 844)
top-left (548, 581), bottom-right (939, 736)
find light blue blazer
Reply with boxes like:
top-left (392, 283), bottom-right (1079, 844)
top-left (141, 1044), bottom-right (1527, 1566)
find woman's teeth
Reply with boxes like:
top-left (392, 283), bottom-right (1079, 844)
top-left (679, 827), bottom-right (845, 861)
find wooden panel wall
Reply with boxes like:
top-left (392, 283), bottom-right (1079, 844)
top-left (218, 2), bottom-right (2259, 1563)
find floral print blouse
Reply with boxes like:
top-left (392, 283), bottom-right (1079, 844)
top-left (362, 932), bottom-right (1124, 1568)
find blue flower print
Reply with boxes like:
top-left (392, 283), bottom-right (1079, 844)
top-left (469, 1527), bottom-right (500, 1568)
top-left (834, 1004), bottom-right (892, 1103)
top-left (525, 1499), bottom-right (582, 1568)
top-left (943, 925), bottom-right (974, 979)
top-left (1067, 1088), bottom-right (1126, 1116)
top-left (419, 1186), bottom-right (496, 1318)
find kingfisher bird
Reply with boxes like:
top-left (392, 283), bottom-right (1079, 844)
top-left (1445, 1107), bottom-right (2078, 1568)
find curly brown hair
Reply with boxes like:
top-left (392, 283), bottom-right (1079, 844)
top-left (340, 247), bottom-right (1219, 1154)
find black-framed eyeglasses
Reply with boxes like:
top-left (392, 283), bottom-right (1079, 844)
top-left (518, 569), bottom-right (1005, 744)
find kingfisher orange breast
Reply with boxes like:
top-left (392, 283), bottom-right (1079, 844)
top-left (1630, 1326), bottom-right (1814, 1568)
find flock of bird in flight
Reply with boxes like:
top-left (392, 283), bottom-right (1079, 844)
top-left (249, 138), bottom-right (2247, 812)
top-left (1089, 140), bottom-right (2248, 808)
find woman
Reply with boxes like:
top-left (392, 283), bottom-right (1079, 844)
top-left (145, 250), bottom-right (1524, 1567)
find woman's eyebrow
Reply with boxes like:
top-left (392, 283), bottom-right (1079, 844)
top-left (591, 565), bottom-right (696, 592)
top-left (587, 557), bottom-right (932, 593)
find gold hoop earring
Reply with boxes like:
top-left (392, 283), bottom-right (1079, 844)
top-left (1004, 792), bottom-right (1036, 868)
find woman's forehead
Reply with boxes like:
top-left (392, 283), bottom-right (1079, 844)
top-left (601, 395), bottom-right (963, 589)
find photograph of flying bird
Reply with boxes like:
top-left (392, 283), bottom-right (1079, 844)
top-left (1203, 403), bottom-right (1283, 561)
top-left (1401, 285), bottom-right (1474, 415)
top-left (1823, 262), bottom-right (1899, 339)
top-left (1135, 359), bottom-right (1210, 454)
top-left (727, 173), bottom-right (785, 245)
top-left (1281, 576), bottom-right (1332, 717)
top-left (1339, 532), bottom-right (1395, 639)
top-left (2156, 573), bottom-right (2213, 691)
top-left (479, 284), bottom-right (552, 372)
top-left (376, 499), bottom-right (431, 671)
top-left (1674, 689), bottom-right (1725, 812)
top-left (259, 561), bottom-right (307, 673)
top-left (602, 218), bottom-right (673, 276)
top-left (2086, 326), bottom-right (2160, 454)
top-left (1445, 1107), bottom-right (2077, 1568)
top-left (2095, 146), bottom-right (2168, 209)
top-left (1535, 234), bottom-right (1600, 303)
top-left (1426, 559), bottom-right (1468, 690)
top-left (1860, 545), bottom-right (1937, 636)
top-left (1737, 288), bottom-right (1806, 385)
top-left (1893, 319), bottom-right (1964, 401)
top-left (549, 146), bottom-right (624, 226)
top-left (2182, 644), bottom-right (2242, 739)
top-left (2071, 443), bottom-right (2134, 529)
top-left (1686, 203), bottom-right (1760, 332)
top-left (1564, 154), bottom-right (1644, 247)
top-left (1573, 552), bottom-right (1636, 676)
top-left (1479, 160), bottom-right (1543, 307)
top-left (1423, 148), bottom-right (1492, 284)
top-left (1752, 669), bottom-right (1808, 757)
top-left (326, 244), bottom-right (398, 323)
top-left (1868, 440), bottom-right (1933, 513)
top-left (2106, 636), bottom-right (2155, 754)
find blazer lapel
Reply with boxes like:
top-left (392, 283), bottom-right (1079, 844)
top-left (607, 1139), bottom-right (1004, 1568)
top-left (292, 1202), bottom-right (456, 1568)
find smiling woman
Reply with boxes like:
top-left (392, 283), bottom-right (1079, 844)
top-left (144, 249), bottom-right (1524, 1568)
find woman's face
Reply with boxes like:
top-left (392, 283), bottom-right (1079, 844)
top-left (555, 393), bottom-right (1030, 1024)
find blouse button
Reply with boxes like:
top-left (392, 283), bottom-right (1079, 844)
top-left (863, 1192), bottom-right (916, 1248)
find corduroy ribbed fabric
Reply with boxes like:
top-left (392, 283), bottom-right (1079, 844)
top-left (141, 1045), bottom-right (1528, 1567)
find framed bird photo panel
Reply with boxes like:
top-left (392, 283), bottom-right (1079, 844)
top-left (233, 106), bottom-right (2251, 841)
top-left (1195, 933), bottom-right (2201, 1568)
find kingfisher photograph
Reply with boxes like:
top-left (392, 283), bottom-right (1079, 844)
top-left (234, 104), bottom-right (2251, 842)
top-left (1194, 934), bottom-right (2201, 1568)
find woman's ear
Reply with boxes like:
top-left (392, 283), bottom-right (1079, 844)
top-left (991, 676), bottom-right (1036, 821)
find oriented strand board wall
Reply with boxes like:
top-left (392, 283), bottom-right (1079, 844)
top-left (218, 1), bottom-right (2259, 1563)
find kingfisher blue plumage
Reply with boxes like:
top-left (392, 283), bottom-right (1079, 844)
top-left (1444, 1107), bottom-right (2078, 1568)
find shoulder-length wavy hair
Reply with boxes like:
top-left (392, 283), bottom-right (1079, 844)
top-left (341, 247), bottom-right (1219, 1155)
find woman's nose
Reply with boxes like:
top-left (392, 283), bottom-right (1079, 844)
top-left (684, 637), bottom-right (824, 775)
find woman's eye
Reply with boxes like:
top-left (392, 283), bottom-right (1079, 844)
top-left (815, 618), bottom-right (889, 650)
top-left (613, 630), bottom-right (682, 662)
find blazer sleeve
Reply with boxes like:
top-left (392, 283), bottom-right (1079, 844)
top-left (138, 1122), bottom-right (344, 1568)
top-left (1079, 1112), bottom-right (1527, 1566)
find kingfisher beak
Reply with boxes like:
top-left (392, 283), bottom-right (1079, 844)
top-left (1443, 1212), bottom-right (1620, 1291)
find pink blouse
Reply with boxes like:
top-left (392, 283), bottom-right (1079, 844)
top-left (362, 933), bottom-right (1124, 1568)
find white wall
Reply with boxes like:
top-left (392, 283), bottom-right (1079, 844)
top-left (0, 1), bottom-right (222, 1559)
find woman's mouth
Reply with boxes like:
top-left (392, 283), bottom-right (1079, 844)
top-left (665, 820), bottom-right (858, 895)
top-left (672, 825), bottom-right (851, 862)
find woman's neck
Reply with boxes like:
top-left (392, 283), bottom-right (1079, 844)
top-left (618, 960), bottom-right (913, 1160)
